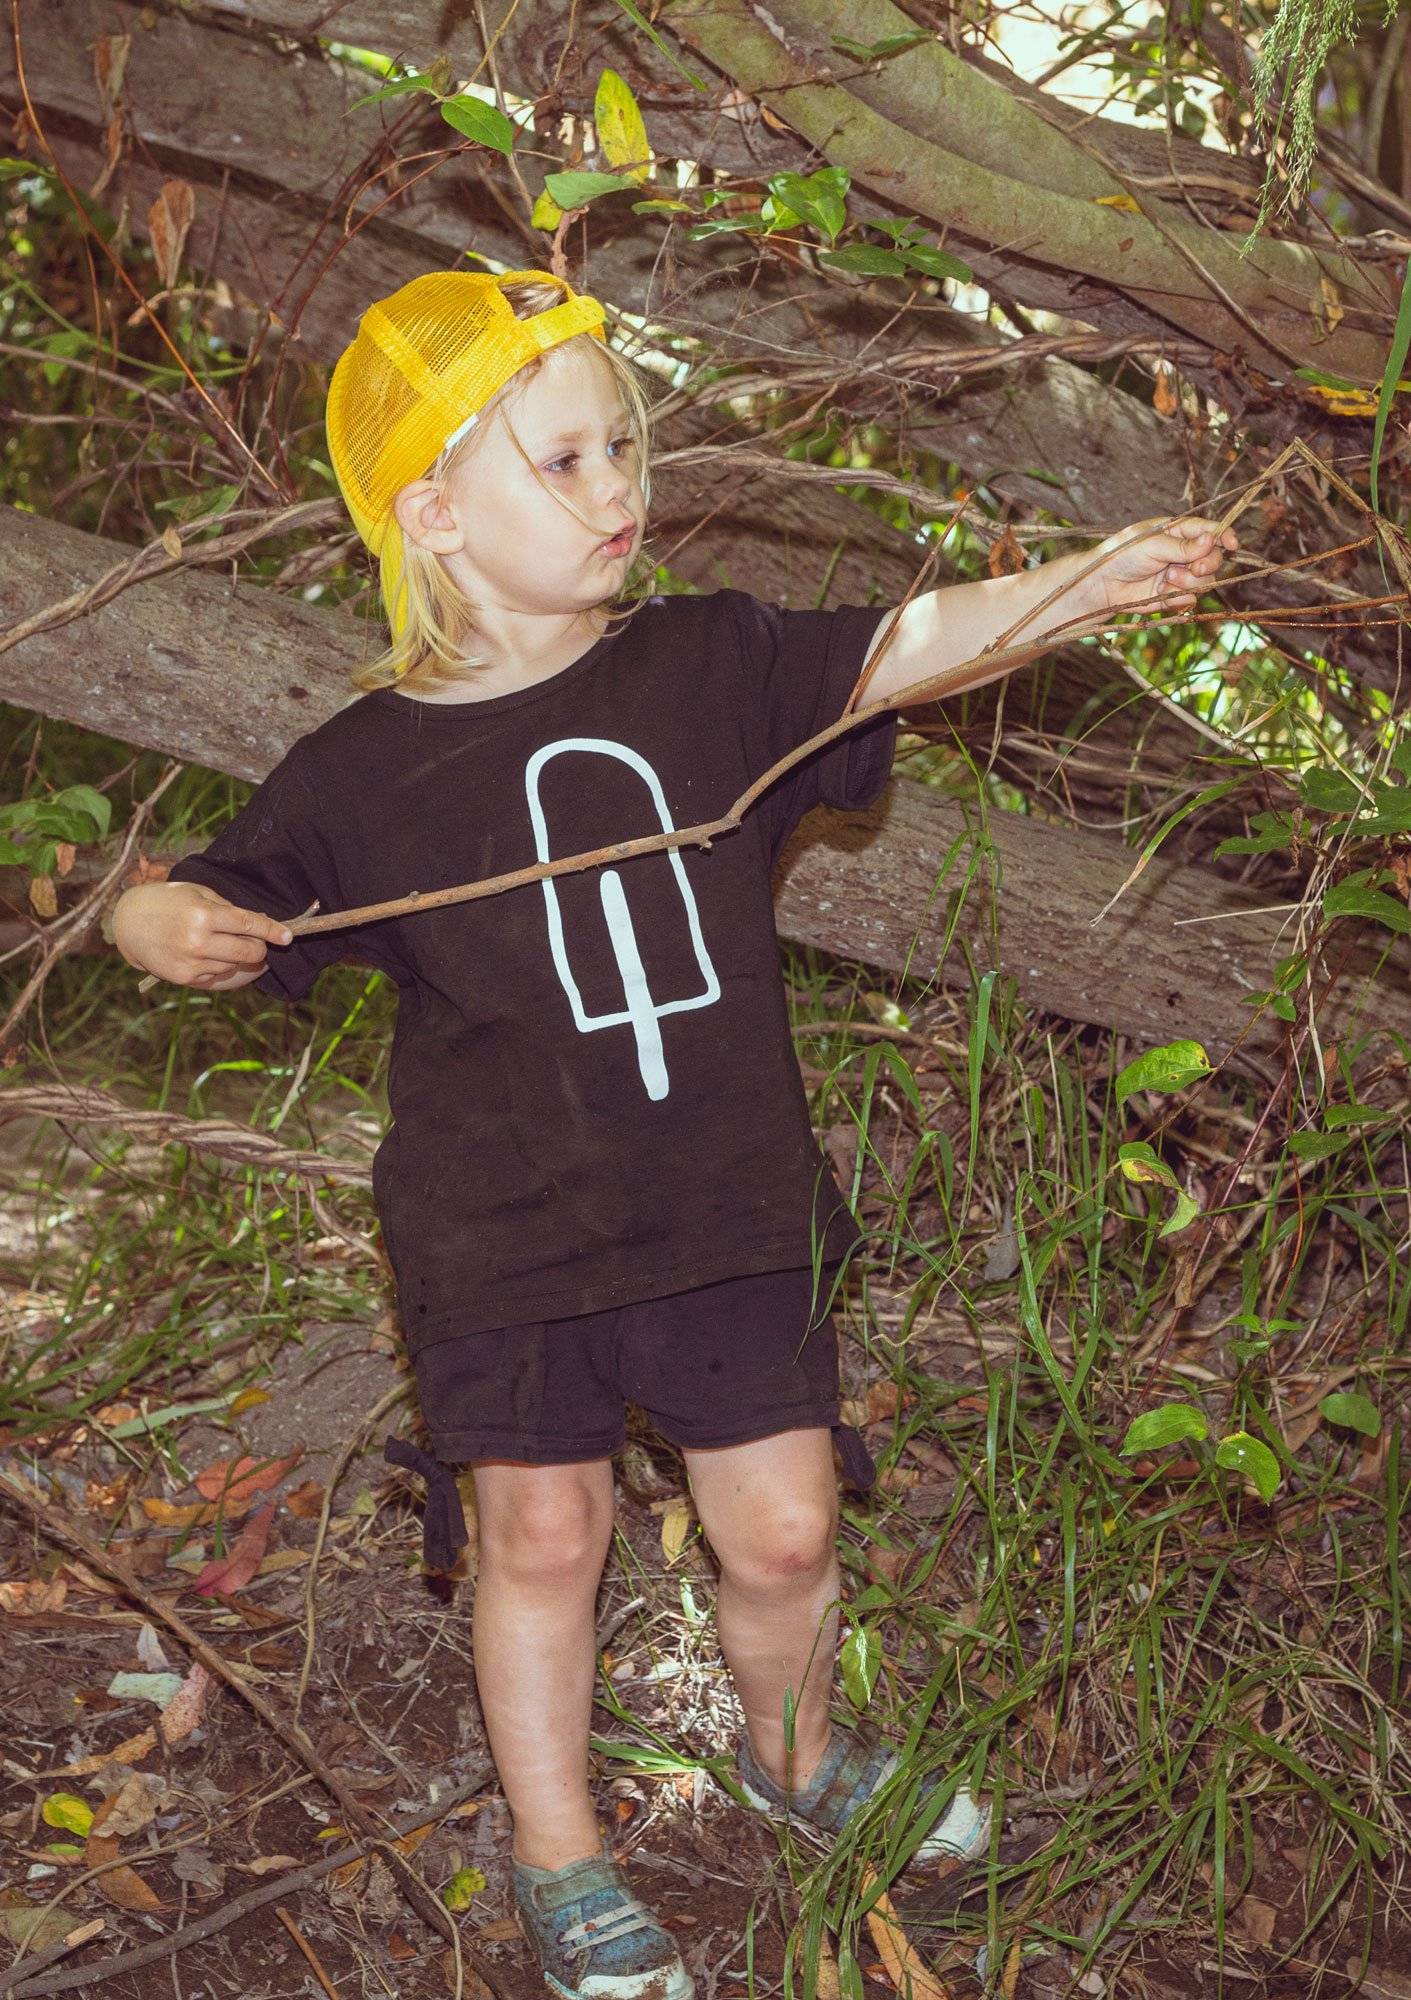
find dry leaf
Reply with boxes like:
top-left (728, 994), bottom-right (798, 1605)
top-left (1313, 275), bottom-right (1345, 337)
top-left (659, 1498), bottom-right (693, 1564)
top-left (148, 179), bottom-right (194, 291)
top-left (191, 1503), bottom-right (277, 1595)
top-left (160, 526), bottom-right (182, 559)
top-left (29, 874), bottom-right (58, 920)
top-left (158, 1662), bottom-right (213, 1745)
top-left (284, 1478), bottom-right (326, 1519)
top-left (54, 842), bottom-right (77, 878)
top-left (87, 1797), bottom-right (163, 1914)
top-left (97, 1771), bottom-right (161, 1838)
top-left (0, 1574), bottom-right (68, 1613)
top-left (194, 1451), bottom-right (301, 1513)
top-left (93, 33), bottom-right (130, 110)
top-left (140, 1495), bottom-right (215, 1529)
top-left (1153, 365), bottom-right (1179, 418)
top-left (862, 1871), bottom-right (956, 2000)
top-left (1231, 1894), bottom-right (1277, 1946)
top-left (58, 1727), bottom-right (156, 1777)
top-left (987, 524), bottom-right (1024, 579)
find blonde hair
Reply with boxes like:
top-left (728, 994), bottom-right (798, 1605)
top-left (348, 275), bottom-right (657, 697)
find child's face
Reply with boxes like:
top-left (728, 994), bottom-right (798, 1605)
top-left (395, 341), bottom-right (643, 621)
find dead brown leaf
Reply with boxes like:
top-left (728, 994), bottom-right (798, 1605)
top-left (862, 1869), bottom-right (956, 2000)
top-left (0, 1574), bottom-right (67, 1614)
top-left (148, 179), bottom-right (194, 291)
top-left (158, 1662), bottom-right (213, 1745)
top-left (284, 1478), bottom-right (327, 1519)
top-left (987, 524), bottom-right (1024, 579)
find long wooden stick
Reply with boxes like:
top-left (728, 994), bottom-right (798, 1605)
top-left (134, 599), bottom-right (1153, 992)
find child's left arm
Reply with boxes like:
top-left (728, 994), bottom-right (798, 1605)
top-left (858, 514), bottom-right (1240, 709)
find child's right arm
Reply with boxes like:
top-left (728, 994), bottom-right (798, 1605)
top-left (112, 880), bottom-right (296, 992)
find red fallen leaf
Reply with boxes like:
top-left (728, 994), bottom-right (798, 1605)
top-left (191, 1504), bottom-right (277, 1596)
top-left (194, 1452), bottom-right (301, 1513)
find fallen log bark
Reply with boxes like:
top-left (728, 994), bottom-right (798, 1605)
top-left (3, 505), bottom-right (1407, 1073)
top-left (0, 0), bottom-right (1199, 537)
top-left (5, 0), bottom-right (1399, 699)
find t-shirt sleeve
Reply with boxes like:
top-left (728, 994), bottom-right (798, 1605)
top-left (723, 587), bottom-right (898, 857)
top-left (164, 739), bottom-right (400, 1002)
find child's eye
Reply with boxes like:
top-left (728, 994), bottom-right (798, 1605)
top-left (546, 436), bottom-right (634, 474)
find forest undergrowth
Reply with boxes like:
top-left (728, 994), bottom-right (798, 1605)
top-left (1, 690), bottom-right (1408, 2000)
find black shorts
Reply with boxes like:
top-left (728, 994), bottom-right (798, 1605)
top-left (410, 1264), bottom-right (843, 1464)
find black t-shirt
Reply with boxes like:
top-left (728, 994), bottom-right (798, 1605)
top-left (166, 588), bottom-right (896, 1350)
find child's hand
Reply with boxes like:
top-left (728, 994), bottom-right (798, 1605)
top-left (113, 880), bottom-right (295, 991)
top-left (1085, 514), bottom-right (1239, 618)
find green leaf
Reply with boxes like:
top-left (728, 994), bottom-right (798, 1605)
top-left (441, 1865), bottom-right (487, 1912)
top-left (1300, 767), bottom-right (1363, 813)
top-left (1319, 1390), bottom-right (1380, 1436)
top-left (817, 245), bottom-right (908, 276)
top-left (1117, 1140), bottom-right (1176, 1187)
top-left (55, 783), bottom-right (111, 840)
top-left (154, 483), bottom-right (238, 526)
top-left (40, 1793), bottom-right (93, 1836)
top-left (545, 169), bottom-right (637, 208)
top-left (1213, 810), bottom-right (1295, 857)
top-left (531, 188), bottom-right (564, 231)
top-left (1371, 251), bottom-right (1411, 515)
top-left (767, 168), bottom-right (849, 246)
top-left (840, 1623), bottom-right (881, 1708)
top-left (347, 73), bottom-right (443, 112)
top-left (1321, 881), bottom-right (1411, 935)
top-left (607, 0), bottom-right (709, 92)
top-left (1214, 1432), bottom-right (1281, 1502)
top-left (830, 28), bottom-right (932, 59)
top-left (631, 197), bottom-right (691, 214)
top-left (1120, 1403), bottom-right (1208, 1455)
top-left (897, 244), bottom-right (973, 283)
top-left (1115, 1039), bottom-right (1211, 1105)
top-left (685, 213), bottom-right (767, 239)
top-left (1288, 1128), bottom-right (1352, 1161)
top-left (594, 67), bottom-right (651, 180)
top-left (439, 95), bottom-right (516, 156)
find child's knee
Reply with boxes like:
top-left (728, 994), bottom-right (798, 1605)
top-left (480, 1472), bottom-right (612, 1583)
top-left (712, 1496), bottom-right (838, 1588)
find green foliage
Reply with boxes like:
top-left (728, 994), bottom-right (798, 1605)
top-left (0, 782), bottom-right (110, 874)
top-left (1244, 0), bottom-right (1398, 242)
top-left (1115, 1038), bottom-right (1211, 1105)
top-left (840, 1623), bottom-right (882, 1708)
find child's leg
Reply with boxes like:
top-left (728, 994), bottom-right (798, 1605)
top-left (684, 1427), bottom-right (839, 1794)
top-left (471, 1458), bottom-right (616, 1870)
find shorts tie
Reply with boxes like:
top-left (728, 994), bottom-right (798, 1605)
top-left (382, 1434), bottom-right (469, 1571)
top-left (832, 1422), bottom-right (876, 1491)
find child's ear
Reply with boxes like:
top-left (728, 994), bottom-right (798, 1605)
top-left (392, 478), bottom-right (463, 554)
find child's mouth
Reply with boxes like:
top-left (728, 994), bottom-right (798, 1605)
top-left (600, 525), bottom-right (635, 557)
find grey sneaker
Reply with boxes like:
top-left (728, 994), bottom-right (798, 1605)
top-left (735, 1719), bottom-right (990, 1864)
top-left (512, 1842), bottom-right (695, 2000)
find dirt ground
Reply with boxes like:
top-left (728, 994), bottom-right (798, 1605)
top-left (2, 1305), bottom-right (1408, 1999)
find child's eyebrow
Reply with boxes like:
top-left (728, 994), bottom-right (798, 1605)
top-left (539, 411), bottom-right (631, 447)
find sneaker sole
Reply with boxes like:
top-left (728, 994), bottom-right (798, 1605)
top-left (542, 1962), bottom-right (695, 2000)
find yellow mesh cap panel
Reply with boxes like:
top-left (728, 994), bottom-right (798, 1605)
top-left (324, 269), bottom-right (608, 643)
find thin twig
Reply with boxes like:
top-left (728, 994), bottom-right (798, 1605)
top-left (0, 1459), bottom-right (480, 1999)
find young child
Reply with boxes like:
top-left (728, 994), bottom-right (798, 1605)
top-left (113, 269), bottom-right (1236, 2000)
